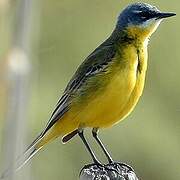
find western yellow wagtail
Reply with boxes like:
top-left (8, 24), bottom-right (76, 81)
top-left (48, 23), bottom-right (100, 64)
top-left (1, 2), bottom-right (175, 178)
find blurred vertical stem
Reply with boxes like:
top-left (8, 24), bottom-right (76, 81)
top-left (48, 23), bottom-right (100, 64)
top-left (2, 0), bottom-right (35, 179)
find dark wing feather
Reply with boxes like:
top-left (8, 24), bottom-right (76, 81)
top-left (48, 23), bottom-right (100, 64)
top-left (42, 43), bottom-right (116, 136)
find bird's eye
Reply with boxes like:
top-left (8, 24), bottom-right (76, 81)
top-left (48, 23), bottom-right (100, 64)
top-left (132, 10), bottom-right (149, 19)
top-left (139, 11), bottom-right (152, 19)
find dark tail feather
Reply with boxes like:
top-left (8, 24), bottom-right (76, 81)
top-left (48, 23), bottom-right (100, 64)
top-left (0, 133), bottom-right (43, 179)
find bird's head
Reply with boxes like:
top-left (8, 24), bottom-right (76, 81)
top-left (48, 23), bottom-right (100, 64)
top-left (117, 3), bottom-right (176, 40)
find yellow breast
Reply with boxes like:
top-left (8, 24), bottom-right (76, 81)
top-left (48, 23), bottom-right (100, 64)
top-left (40, 39), bottom-right (148, 146)
top-left (76, 43), bottom-right (147, 128)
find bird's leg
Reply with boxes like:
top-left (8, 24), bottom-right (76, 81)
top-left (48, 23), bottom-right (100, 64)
top-left (92, 128), bottom-right (113, 164)
top-left (78, 129), bottom-right (101, 165)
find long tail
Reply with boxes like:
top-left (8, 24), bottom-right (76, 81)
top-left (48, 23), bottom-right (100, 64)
top-left (0, 114), bottom-right (70, 179)
top-left (0, 133), bottom-right (43, 179)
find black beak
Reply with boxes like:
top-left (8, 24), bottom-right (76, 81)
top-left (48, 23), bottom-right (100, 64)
top-left (156, 12), bottom-right (176, 19)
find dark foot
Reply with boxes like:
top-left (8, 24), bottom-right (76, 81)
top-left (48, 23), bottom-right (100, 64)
top-left (114, 162), bottom-right (134, 172)
top-left (94, 160), bottom-right (104, 167)
top-left (80, 162), bottom-right (104, 176)
top-left (103, 161), bottom-right (134, 177)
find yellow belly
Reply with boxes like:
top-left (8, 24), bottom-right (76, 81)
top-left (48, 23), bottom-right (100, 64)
top-left (37, 43), bottom-right (148, 147)
top-left (58, 46), bottom-right (147, 131)
top-left (76, 66), bottom-right (146, 128)
top-left (74, 45), bottom-right (147, 128)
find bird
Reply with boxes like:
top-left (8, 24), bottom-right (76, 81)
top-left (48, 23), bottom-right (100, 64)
top-left (1, 2), bottom-right (176, 178)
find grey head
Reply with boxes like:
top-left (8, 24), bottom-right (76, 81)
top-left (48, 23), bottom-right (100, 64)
top-left (116, 2), bottom-right (176, 29)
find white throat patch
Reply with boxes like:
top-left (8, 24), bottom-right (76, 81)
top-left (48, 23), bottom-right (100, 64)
top-left (141, 18), bottom-right (162, 33)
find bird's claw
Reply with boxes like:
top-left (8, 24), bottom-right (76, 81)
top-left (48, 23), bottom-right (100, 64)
top-left (110, 161), bottom-right (134, 172)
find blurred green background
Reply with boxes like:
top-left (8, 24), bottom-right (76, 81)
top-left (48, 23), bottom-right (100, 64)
top-left (0, 0), bottom-right (180, 179)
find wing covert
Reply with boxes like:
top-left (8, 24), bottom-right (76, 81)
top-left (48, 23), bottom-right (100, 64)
top-left (42, 43), bottom-right (116, 135)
